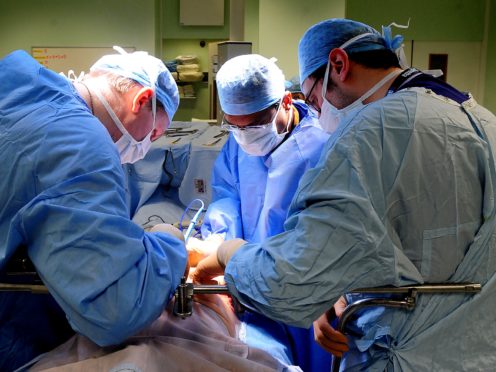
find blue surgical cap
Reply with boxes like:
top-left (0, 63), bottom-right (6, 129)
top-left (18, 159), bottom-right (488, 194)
top-left (91, 46), bottom-right (179, 122)
top-left (216, 54), bottom-right (285, 115)
top-left (298, 19), bottom-right (388, 84)
top-left (285, 76), bottom-right (301, 93)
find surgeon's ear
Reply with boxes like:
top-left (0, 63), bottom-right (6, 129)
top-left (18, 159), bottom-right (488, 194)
top-left (329, 48), bottom-right (350, 82)
top-left (131, 87), bottom-right (154, 114)
top-left (281, 91), bottom-right (293, 111)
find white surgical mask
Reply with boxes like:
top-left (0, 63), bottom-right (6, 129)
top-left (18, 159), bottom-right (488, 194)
top-left (93, 88), bottom-right (156, 164)
top-left (227, 101), bottom-right (292, 156)
top-left (319, 33), bottom-right (403, 133)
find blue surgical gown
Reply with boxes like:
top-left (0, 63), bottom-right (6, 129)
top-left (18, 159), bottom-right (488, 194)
top-left (202, 102), bottom-right (331, 370)
top-left (0, 51), bottom-right (187, 371)
top-left (202, 101), bottom-right (329, 242)
top-left (224, 87), bottom-right (496, 370)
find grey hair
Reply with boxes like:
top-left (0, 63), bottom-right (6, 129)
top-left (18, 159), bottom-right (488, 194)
top-left (83, 70), bottom-right (140, 94)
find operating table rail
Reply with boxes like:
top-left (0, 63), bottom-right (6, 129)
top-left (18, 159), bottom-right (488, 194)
top-left (0, 265), bottom-right (48, 294)
top-left (0, 282), bottom-right (49, 293)
top-left (1, 275), bottom-right (232, 317)
top-left (330, 283), bottom-right (481, 372)
top-left (0, 277), bottom-right (232, 322)
top-left (0, 272), bottom-right (233, 317)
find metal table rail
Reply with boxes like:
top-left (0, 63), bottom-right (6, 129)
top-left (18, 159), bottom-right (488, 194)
top-left (331, 283), bottom-right (481, 372)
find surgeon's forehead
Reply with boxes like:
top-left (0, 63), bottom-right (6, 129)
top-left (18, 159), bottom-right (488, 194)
top-left (225, 104), bottom-right (276, 125)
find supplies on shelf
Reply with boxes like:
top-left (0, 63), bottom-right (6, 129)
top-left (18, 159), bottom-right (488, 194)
top-left (171, 55), bottom-right (204, 82)
top-left (176, 55), bottom-right (199, 65)
top-left (176, 64), bottom-right (200, 72)
top-left (177, 84), bottom-right (195, 99)
top-left (165, 55), bottom-right (206, 100)
top-left (182, 84), bottom-right (195, 98)
top-left (179, 70), bottom-right (204, 82)
top-left (164, 60), bottom-right (177, 73)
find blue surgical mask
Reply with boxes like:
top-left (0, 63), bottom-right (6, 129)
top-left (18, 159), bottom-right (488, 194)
top-left (225, 101), bottom-right (292, 156)
top-left (93, 88), bottom-right (156, 164)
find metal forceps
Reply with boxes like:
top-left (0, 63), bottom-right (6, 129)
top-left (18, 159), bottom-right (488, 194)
top-left (202, 130), bottom-right (229, 146)
top-left (165, 128), bottom-right (199, 137)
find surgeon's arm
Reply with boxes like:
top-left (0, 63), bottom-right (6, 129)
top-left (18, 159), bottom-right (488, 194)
top-left (151, 223), bottom-right (190, 278)
top-left (192, 238), bottom-right (247, 284)
top-left (24, 117), bottom-right (187, 347)
top-left (201, 138), bottom-right (243, 240)
top-left (221, 106), bottom-right (423, 327)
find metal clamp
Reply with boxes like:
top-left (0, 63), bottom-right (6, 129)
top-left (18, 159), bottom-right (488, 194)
top-left (173, 277), bottom-right (233, 318)
top-left (330, 283), bottom-right (481, 372)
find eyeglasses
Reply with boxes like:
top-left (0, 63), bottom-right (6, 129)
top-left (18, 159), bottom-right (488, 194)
top-left (304, 78), bottom-right (321, 114)
top-left (221, 102), bottom-right (280, 131)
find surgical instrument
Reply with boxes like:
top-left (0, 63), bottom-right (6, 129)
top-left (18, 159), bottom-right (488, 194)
top-left (165, 128), bottom-right (199, 137)
top-left (184, 200), bottom-right (204, 242)
top-left (173, 277), bottom-right (231, 318)
top-left (180, 199), bottom-right (205, 243)
top-left (212, 130), bottom-right (229, 139)
top-left (202, 138), bottom-right (223, 147)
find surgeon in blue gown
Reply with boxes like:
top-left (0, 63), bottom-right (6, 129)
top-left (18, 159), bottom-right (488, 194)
top-left (194, 19), bottom-right (496, 371)
top-left (0, 48), bottom-right (187, 371)
top-left (189, 54), bottom-right (330, 371)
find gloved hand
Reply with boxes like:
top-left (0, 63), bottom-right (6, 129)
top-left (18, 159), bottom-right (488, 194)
top-left (149, 223), bottom-right (189, 278)
top-left (150, 223), bottom-right (185, 242)
top-left (186, 234), bottom-right (224, 267)
top-left (192, 238), bottom-right (246, 284)
top-left (313, 296), bottom-right (349, 357)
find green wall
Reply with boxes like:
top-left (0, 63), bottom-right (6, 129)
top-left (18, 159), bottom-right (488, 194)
top-left (485, 0), bottom-right (496, 112)
top-left (160, 0), bottom-right (230, 121)
top-left (1, 0), bottom-right (494, 116)
top-left (0, 0), bottom-right (157, 58)
top-left (258, 0), bottom-right (345, 81)
top-left (244, 0), bottom-right (260, 53)
top-left (346, 0), bottom-right (495, 110)
top-left (346, 0), bottom-right (485, 41)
